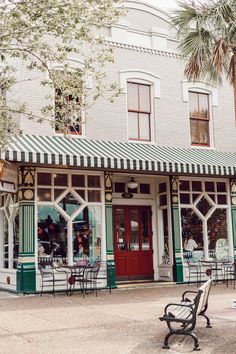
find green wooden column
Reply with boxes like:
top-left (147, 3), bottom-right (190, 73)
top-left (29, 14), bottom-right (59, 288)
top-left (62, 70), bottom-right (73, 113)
top-left (230, 180), bottom-right (236, 260)
top-left (170, 176), bottom-right (183, 283)
top-left (104, 172), bottom-right (116, 288)
top-left (17, 167), bottom-right (36, 293)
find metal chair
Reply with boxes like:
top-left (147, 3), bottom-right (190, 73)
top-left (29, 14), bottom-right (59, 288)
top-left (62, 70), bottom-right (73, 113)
top-left (221, 257), bottom-right (235, 289)
top-left (38, 262), bottom-right (69, 297)
top-left (96, 261), bottom-right (112, 293)
top-left (186, 258), bottom-right (202, 286)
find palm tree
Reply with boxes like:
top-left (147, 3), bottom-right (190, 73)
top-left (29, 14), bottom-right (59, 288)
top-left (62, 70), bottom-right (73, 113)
top-left (171, 0), bottom-right (236, 120)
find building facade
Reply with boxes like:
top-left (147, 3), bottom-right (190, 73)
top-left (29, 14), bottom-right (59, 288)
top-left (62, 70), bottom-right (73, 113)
top-left (0, 0), bottom-right (236, 293)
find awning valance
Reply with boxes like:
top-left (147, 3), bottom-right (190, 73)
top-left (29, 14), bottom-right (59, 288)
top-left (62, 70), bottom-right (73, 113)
top-left (1, 134), bottom-right (236, 176)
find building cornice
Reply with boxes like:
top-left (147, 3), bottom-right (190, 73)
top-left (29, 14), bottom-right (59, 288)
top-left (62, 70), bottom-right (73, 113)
top-left (106, 40), bottom-right (181, 59)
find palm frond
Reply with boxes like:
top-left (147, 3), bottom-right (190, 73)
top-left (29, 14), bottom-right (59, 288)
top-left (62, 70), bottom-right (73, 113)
top-left (227, 52), bottom-right (236, 86)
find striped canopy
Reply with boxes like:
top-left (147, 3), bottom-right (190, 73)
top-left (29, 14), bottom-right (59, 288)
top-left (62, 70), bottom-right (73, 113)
top-left (1, 134), bottom-right (236, 176)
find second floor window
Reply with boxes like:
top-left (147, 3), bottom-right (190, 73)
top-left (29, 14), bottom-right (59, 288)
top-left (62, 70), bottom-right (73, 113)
top-left (55, 88), bottom-right (82, 135)
top-left (127, 82), bottom-right (151, 141)
top-left (189, 91), bottom-right (210, 146)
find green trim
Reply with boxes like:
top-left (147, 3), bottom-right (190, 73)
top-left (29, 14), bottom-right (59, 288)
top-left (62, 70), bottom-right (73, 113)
top-left (231, 206), bottom-right (236, 249)
top-left (16, 263), bottom-right (36, 293)
top-left (105, 205), bottom-right (114, 253)
top-left (175, 257), bottom-right (183, 283)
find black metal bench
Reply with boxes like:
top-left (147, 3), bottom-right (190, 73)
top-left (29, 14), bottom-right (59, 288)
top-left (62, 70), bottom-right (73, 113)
top-left (159, 279), bottom-right (212, 351)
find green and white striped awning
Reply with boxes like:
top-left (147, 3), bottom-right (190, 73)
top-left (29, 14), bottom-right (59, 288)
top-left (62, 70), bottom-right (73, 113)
top-left (1, 134), bottom-right (236, 176)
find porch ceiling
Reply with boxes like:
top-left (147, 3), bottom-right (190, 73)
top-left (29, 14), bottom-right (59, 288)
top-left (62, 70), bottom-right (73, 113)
top-left (1, 134), bottom-right (236, 176)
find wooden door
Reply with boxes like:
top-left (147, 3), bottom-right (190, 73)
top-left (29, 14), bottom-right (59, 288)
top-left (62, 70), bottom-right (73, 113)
top-left (113, 206), bottom-right (153, 281)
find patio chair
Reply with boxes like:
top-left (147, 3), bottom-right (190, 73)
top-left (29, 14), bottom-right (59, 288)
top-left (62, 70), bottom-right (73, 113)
top-left (186, 258), bottom-right (202, 286)
top-left (38, 263), bottom-right (69, 297)
top-left (221, 257), bottom-right (235, 289)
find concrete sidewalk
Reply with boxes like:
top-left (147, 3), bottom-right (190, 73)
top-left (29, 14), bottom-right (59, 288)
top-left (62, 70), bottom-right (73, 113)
top-left (0, 283), bottom-right (235, 354)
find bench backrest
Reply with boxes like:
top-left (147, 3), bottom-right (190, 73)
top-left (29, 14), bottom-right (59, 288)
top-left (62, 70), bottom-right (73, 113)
top-left (197, 279), bottom-right (212, 314)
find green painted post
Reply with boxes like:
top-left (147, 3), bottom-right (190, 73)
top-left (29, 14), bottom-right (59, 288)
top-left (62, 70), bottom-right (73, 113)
top-left (16, 167), bottom-right (36, 293)
top-left (170, 176), bottom-right (183, 283)
top-left (104, 172), bottom-right (116, 288)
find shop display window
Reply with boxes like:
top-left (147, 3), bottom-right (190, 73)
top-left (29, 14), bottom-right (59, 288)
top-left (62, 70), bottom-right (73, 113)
top-left (157, 181), bottom-right (170, 264)
top-left (37, 171), bottom-right (102, 265)
top-left (179, 179), bottom-right (229, 261)
top-left (0, 193), bottom-right (18, 270)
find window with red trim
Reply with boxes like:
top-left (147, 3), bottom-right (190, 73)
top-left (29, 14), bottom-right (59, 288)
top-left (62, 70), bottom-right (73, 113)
top-left (189, 92), bottom-right (210, 146)
top-left (127, 82), bottom-right (151, 141)
top-left (55, 88), bottom-right (81, 135)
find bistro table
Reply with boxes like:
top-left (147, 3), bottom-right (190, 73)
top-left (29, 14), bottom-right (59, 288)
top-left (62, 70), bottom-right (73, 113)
top-left (200, 259), bottom-right (233, 284)
top-left (65, 262), bottom-right (100, 296)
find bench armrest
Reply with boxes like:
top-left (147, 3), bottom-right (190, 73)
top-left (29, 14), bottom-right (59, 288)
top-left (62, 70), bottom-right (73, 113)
top-left (181, 290), bottom-right (198, 302)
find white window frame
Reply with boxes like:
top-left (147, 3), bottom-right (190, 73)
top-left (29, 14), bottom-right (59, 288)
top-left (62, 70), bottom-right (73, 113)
top-left (182, 81), bottom-right (218, 149)
top-left (178, 177), bottom-right (233, 261)
top-left (120, 70), bottom-right (160, 143)
top-left (35, 169), bottom-right (106, 267)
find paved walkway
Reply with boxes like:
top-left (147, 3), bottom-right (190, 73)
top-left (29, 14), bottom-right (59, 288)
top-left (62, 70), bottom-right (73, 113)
top-left (0, 283), bottom-right (235, 354)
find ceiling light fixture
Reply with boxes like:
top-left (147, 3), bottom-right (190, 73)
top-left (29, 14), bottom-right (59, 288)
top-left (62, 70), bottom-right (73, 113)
top-left (127, 177), bottom-right (138, 189)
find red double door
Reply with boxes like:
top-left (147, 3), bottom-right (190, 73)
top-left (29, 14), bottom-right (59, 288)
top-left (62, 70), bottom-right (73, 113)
top-left (113, 206), bottom-right (153, 281)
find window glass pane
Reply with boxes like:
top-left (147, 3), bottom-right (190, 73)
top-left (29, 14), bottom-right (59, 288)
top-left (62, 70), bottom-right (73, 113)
top-left (189, 92), bottom-right (198, 118)
top-left (181, 208), bottom-right (204, 260)
top-left (139, 85), bottom-right (150, 112)
top-left (159, 194), bottom-right (167, 206)
top-left (205, 182), bottom-right (215, 192)
top-left (139, 113), bottom-right (150, 140)
top-left (192, 181), bottom-right (202, 191)
top-left (161, 209), bottom-right (170, 264)
top-left (141, 209), bottom-right (150, 250)
top-left (217, 182), bottom-right (227, 193)
top-left (130, 209), bottom-right (139, 250)
top-left (88, 190), bottom-right (101, 202)
top-left (217, 195), bottom-right (227, 204)
top-left (180, 193), bottom-right (190, 204)
top-left (128, 112), bottom-right (139, 139)
top-left (180, 180), bottom-right (190, 191)
top-left (37, 173), bottom-right (51, 186)
top-left (88, 176), bottom-right (100, 188)
top-left (3, 213), bottom-right (8, 268)
top-left (54, 174), bottom-right (68, 186)
top-left (114, 183), bottom-right (125, 193)
top-left (72, 175), bottom-right (85, 187)
top-left (140, 184), bottom-right (150, 194)
top-left (127, 83), bottom-right (139, 111)
top-left (58, 193), bottom-right (81, 216)
top-left (199, 120), bottom-right (209, 145)
top-left (159, 183), bottom-right (166, 193)
top-left (207, 209), bottom-right (228, 260)
top-left (13, 210), bottom-right (19, 269)
top-left (192, 193), bottom-right (200, 202)
top-left (115, 208), bottom-right (126, 251)
top-left (190, 119), bottom-right (199, 144)
top-left (38, 206), bottom-right (67, 264)
top-left (75, 190), bottom-right (85, 200)
top-left (73, 206), bottom-right (102, 261)
top-left (37, 188), bottom-right (52, 202)
top-left (54, 189), bottom-right (65, 201)
top-left (198, 93), bottom-right (208, 119)
top-left (196, 196), bottom-right (212, 216)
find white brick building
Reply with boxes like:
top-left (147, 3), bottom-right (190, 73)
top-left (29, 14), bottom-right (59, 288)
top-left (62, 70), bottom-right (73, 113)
top-left (0, 0), bottom-right (235, 293)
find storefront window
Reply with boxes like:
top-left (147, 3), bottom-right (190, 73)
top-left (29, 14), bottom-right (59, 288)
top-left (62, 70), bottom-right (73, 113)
top-left (0, 193), bottom-right (18, 270)
top-left (181, 208), bottom-right (203, 259)
top-left (38, 206), bottom-right (67, 261)
top-left (157, 181), bottom-right (170, 264)
top-left (179, 179), bottom-right (229, 261)
top-left (207, 209), bottom-right (228, 260)
top-left (73, 206), bottom-right (102, 262)
top-left (37, 171), bottom-right (103, 265)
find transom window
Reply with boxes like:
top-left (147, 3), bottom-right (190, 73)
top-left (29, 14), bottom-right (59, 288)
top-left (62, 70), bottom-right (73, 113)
top-left (127, 82), bottom-right (151, 141)
top-left (189, 91), bottom-right (210, 146)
